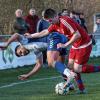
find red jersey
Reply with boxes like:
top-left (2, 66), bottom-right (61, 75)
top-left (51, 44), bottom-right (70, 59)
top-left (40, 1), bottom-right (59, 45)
top-left (48, 16), bottom-right (90, 48)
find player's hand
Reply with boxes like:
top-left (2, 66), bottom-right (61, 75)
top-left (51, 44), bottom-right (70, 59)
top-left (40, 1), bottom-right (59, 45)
top-left (24, 32), bottom-right (30, 36)
top-left (24, 33), bottom-right (32, 38)
top-left (18, 74), bottom-right (29, 80)
top-left (57, 43), bottom-right (65, 49)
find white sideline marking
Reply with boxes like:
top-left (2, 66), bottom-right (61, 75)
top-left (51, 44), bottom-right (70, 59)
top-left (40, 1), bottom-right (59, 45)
top-left (0, 76), bottom-right (61, 89)
top-left (0, 76), bottom-right (100, 89)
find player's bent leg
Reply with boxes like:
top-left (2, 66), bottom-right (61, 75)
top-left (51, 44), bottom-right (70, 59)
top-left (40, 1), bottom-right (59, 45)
top-left (47, 50), bottom-right (60, 67)
top-left (47, 32), bottom-right (75, 88)
top-left (74, 63), bottom-right (82, 73)
top-left (0, 33), bottom-right (21, 50)
top-left (68, 48), bottom-right (86, 94)
top-left (68, 59), bottom-right (74, 70)
top-left (6, 33), bottom-right (21, 46)
top-left (47, 50), bottom-right (75, 82)
top-left (73, 62), bottom-right (86, 94)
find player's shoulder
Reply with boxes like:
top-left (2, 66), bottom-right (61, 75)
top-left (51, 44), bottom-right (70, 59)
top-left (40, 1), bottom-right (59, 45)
top-left (60, 16), bottom-right (73, 22)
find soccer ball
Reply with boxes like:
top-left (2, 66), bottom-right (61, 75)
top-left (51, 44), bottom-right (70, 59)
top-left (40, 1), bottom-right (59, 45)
top-left (55, 82), bottom-right (69, 95)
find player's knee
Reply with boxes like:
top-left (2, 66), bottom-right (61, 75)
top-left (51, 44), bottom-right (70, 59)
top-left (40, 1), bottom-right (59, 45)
top-left (74, 67), bottom-right (82, 73)
top-left (73, 63), bottom-right (82, 73)
top-left (47, 62), bottom-right (52, 67)
top-left (47, 60), bottom-right (55, 67)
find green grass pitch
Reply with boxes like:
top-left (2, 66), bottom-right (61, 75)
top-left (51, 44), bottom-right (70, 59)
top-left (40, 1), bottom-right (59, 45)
top-left (0, 57), bottom-right (100, 100)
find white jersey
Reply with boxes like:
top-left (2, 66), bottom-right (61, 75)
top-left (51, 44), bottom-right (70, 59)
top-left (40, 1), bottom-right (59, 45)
top-left (24, 42), bottom-right (48, 52)
top-left (23, 42), bottom-right (48, 59)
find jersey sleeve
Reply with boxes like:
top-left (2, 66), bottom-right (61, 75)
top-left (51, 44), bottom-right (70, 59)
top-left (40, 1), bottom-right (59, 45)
top-left (48, 24), bottom-right (56, 33)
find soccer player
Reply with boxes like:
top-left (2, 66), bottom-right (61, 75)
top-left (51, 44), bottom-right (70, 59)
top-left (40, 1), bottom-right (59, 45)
top-left (0, 33), bottom-right (48, 80)
top-left (25, 8), bottom-right (100, 93)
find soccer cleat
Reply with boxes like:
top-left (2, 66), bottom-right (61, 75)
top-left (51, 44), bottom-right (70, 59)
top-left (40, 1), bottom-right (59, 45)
top-left (62, 68), bottom-right (76, 92)
top-left (63, 68), bottom-right (76, 82)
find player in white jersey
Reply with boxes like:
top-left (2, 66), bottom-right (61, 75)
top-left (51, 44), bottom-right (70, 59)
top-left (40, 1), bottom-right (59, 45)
top-left (0, 33), bottom-right (49, 79)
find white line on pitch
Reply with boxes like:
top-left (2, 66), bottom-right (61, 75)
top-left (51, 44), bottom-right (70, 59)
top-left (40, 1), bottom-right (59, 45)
top-left (0, 76), bottom-right (61, 89)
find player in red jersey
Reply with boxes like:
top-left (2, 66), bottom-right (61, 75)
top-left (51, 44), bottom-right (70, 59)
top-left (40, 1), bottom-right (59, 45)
top-left (25, 8), bottom-right (100, 94)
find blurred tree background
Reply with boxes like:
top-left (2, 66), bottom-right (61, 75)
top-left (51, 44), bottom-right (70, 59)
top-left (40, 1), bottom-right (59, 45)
top-left (0, 0), bottom-right (100, 34)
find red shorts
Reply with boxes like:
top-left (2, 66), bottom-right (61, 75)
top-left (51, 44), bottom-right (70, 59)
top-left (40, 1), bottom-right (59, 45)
top-left (69, 44), bottom-right (92, 65)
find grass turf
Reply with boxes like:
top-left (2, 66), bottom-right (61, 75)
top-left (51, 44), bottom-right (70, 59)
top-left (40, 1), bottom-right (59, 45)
top-left (0, 57), bottom-right (100, 100)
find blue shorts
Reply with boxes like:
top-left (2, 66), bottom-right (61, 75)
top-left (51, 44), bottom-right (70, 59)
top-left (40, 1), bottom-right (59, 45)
top-left (47, 32), bottom-right (68, 56)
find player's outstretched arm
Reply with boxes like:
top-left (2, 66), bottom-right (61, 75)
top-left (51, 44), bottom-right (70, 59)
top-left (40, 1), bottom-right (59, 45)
top-left (0, 33), bottom-right (21, 50)
top-left (18, 56), bottom-right (43, 80)
top-left (25, 29), bottom-right (49, 39)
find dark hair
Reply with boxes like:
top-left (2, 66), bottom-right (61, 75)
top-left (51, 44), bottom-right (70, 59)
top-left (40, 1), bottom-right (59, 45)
top-left (15, 45), bottom-right (20, 57)
top-left (43, 8), bottom-right (57, 19)
top-left (15, 45), bottom-right (30, 57)
top-left (58, 12), bottom-right (62, 16)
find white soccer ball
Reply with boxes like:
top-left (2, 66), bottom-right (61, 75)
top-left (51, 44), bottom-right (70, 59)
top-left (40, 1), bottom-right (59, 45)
top-left (55, 82), bottom-right (69, 95)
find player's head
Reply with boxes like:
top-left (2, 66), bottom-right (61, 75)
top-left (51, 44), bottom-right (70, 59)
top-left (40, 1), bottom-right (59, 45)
top-left (43, 8), bottom-right (59, 24)
top-left (15, 45), bottom-right (30, 57)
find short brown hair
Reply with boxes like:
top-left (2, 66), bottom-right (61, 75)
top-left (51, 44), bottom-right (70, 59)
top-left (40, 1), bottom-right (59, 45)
top-left (44, 8), bottom-right (57, 19)
top-left (15, 45), bottom-right (20, 57)
top-left (15, 45), bottom-right (30, 57)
